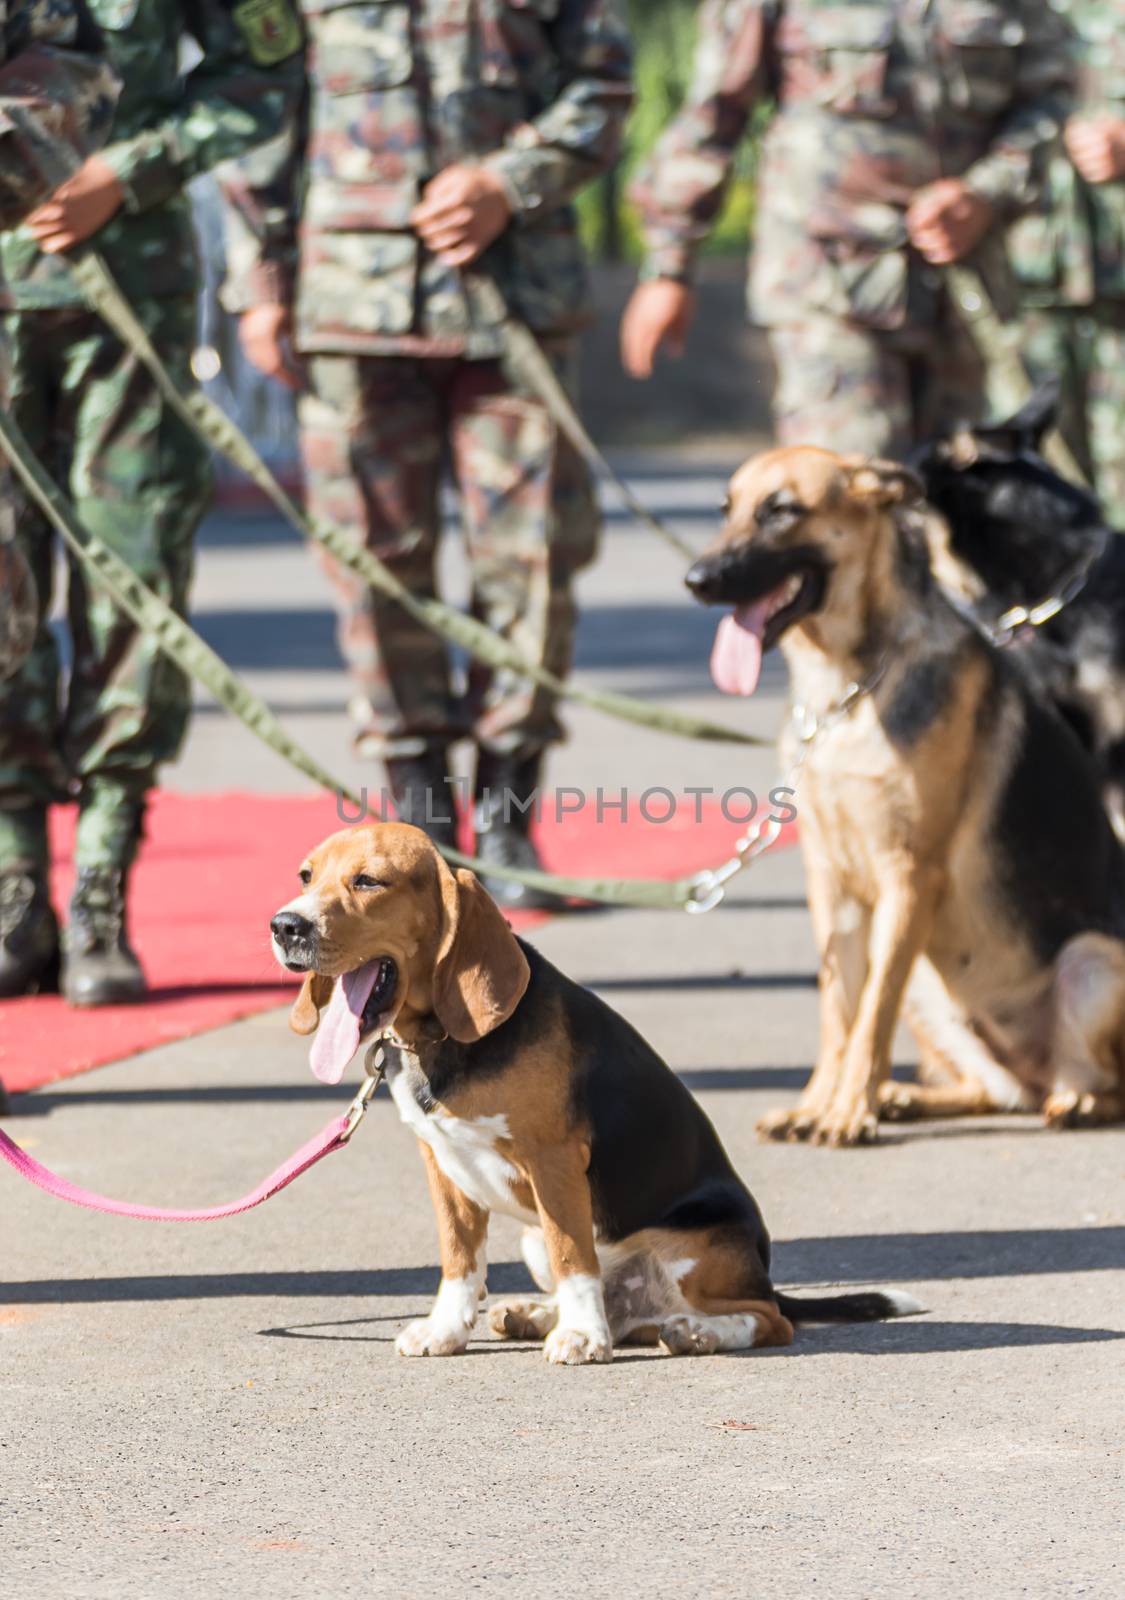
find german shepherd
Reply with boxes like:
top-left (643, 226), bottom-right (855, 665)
top-left (911, 385), bottom-right (1125, 838)
top-left (686, 446), bottom-right (1125, 1145)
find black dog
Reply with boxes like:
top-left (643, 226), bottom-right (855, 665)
top-left (912, 385), bottom-right (1125, 836)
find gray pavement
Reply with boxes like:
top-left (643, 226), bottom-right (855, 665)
top-left (3, 469), bottom-right (1123, 1599)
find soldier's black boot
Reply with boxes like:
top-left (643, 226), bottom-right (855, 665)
top-left (62, 865), bottom-right (146, 1007)
top-left (384, 751), bottom-right (458, 850)
top-left (472, 751), bottom-right (566, 911)
top-left (0, 867), bottom-right (60, 997)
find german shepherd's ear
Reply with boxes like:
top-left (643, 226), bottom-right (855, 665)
top-left (290, 972), bottom-right (334, 1035)
top-left (433, 864), bottom-right (531, 1043)
top-left (841, 458), bottom-right (925, 509)
top-left (976, 379), bottom-right (1060, 457)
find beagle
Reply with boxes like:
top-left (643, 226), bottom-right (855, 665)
top-left (270, 823), bottom-right (920, 1363)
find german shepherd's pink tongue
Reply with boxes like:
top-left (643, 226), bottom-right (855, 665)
top-left (309, 961), bottom-right (383, 1083)
top-left (710, 602), bottom-right (771, 696)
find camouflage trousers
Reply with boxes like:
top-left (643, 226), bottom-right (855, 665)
top-left (300, 349), bottom-right (601, 761)
top-left (767, 308), bottom-right (984, 458)
top-left (0, 296), bottom-right (212, 872)
top-left (1020, 305), bottom-right (1125, 527)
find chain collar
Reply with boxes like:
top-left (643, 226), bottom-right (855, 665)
top-left (687, 524), bottom-right (1110, 919)
top-left (686, 653), bottom-right (890, 913)
top-left (788, 652), bottom-right (891, 754)
top-left (973, 531), bottom-right (1109, 648)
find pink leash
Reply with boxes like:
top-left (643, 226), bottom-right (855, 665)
top-left (0, 1065), bottom-right (382, 1223)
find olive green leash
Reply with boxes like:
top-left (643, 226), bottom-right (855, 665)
top-left (463, 272), bottom-right (696, 560)
top-left (5, 105), bottom-right (754, 747)
top-left (0, 109), bottom-right (773, 904)
top-left (0, 401), bottom-right (748, 910)
top-left (66, 251), bottom-right (756, 750)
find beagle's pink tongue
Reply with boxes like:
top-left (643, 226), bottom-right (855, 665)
top-left (309, 960), bottom-right (382, 1084)
top-left (710, 602), bottom-right (769, 696)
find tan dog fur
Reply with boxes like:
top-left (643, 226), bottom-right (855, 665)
top-left (702, 448), bottom-right (1125, 1145)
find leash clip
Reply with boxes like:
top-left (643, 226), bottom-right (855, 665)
top-left (685, 808), bottom-right (789, 914)
top-left (685, 855), bottom-right (740, 913)
top-left (340, 1047), bottom-right (385, 1143)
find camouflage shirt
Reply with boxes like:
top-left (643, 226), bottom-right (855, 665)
top-left (1008, 0), bottom-right (1125, 306)
top-left (630, 0), bottom-right (1074, 330)
top-left (0, 0), bottom-right (305, 309)
top-left (220, 0), bottom-right (633, 358)
top-left (0, 1), bottom-right (119, 229)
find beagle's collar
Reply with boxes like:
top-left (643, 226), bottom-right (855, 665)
top-left (374, 1021), bottom-right (447, 1056)
top-left (345, 1024), bottom-right (441, 1139)
top-left (344, 1026), bottom-right (443, 1143)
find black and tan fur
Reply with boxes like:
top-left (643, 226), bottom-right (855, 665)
top-left (270, 823), bottom-right (919, 1364)
top-left (911, 386), bottom-right (1125, 839)
top-left (687, 447), bottom-right (1125, 1146)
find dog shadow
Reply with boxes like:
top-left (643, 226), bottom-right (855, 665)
top-left (255, 1309), bottom-right (1124, 1358)
top-left (771, 1226), bottom-right (1125, 1284)
top-left (762, 1318), bottom-right (1124, 1357)
top-left (256, 1310), bottom-right (662, 1361)
top-left (7, 1228), bottom-right (1123, 1309)
top-left (10, 1233), bottom-right (1124, 1362)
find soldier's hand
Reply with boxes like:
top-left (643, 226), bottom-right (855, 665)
top-left (411, 166), bottom-right (512, 267)
top-left (24, 156), bottom-right (125, 253)
top-left (1065, 115), bottom-right (1125, 185)
top-left (239, 304), bottom-right (302, 390)
top-left (905, 179), bottom-right (993, 266)
top-left (620, 280), bottom-right (697, 380)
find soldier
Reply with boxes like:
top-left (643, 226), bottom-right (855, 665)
top-left (0, 1), bottom-right (304, 1006)
top-left (0, 6), bottom-right (117, 1109)
top-left (223, 0), bottom-right (632, 909)
top-left (621, 0), bottom-right (1073, 461)
top-left (0, 0), bottom-right (119, 666)
top-left (1009, 0), bottom-right (1125, 524)
top-left (0, 3), bottom-right (118, 228)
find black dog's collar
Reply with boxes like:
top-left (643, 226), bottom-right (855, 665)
top-left (987, 531), bottom-right (1110, 646)
top-left (941, 530), bottom-right (1111, 649)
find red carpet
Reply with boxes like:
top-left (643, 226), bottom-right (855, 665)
top-left (0, 792), bottom-right (795, 1096)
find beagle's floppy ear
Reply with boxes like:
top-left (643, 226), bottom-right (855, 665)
top-left (289, 972), bottom-right (334, 1036)
top-left (433, 864), bottom-right (531, 1044)
top-left (841, 457), bottom-right (925, 509)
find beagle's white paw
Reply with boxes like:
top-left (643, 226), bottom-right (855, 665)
top-left (543, 1275), bottom-right (612, 1363)
top-left (395, 1316), bottom-right (472, 1358)
top-left (544, 1324), bottom-right (613, 1364)
top-left (395, 1277), bottom-right (479, 1357)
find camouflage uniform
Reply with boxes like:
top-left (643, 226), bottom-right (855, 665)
top-left (1008, 0), bottom-right (1125, 523)
top-left (0, 2), bottom-right (118, 227)
top-left (630, 0), bottom-right (1073, 459)
top-left (0, 0), bottom-right (303, 876)
top-left (221, 0), bottom-right (632, 761)
top-left (0, 2), bottom-right (119, 681)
